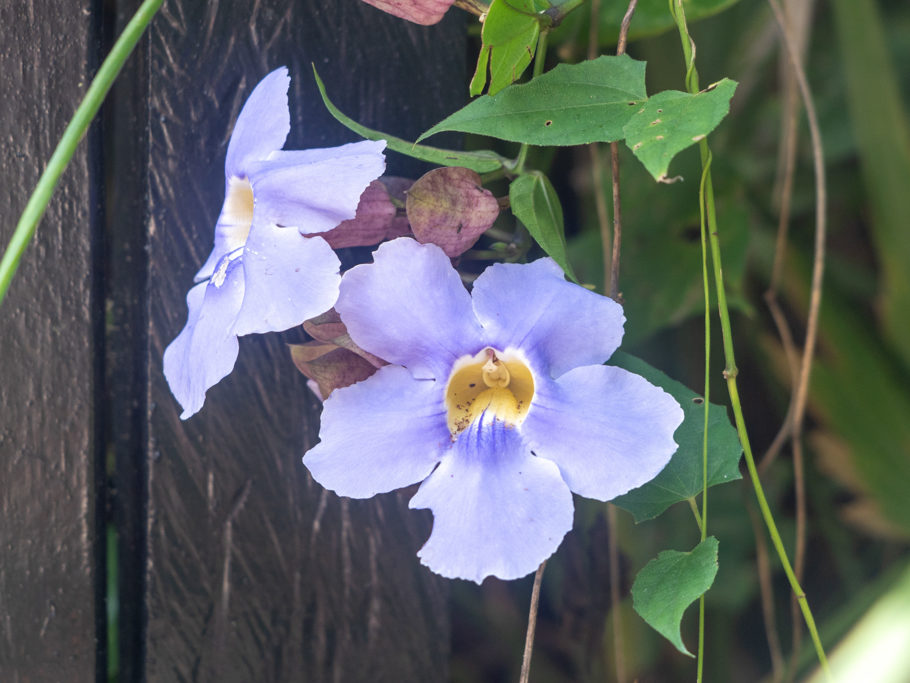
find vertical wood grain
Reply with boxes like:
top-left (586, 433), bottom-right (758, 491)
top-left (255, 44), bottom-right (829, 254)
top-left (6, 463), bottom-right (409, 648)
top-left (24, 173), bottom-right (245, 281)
top-left (0, 1), bottom-right (103, 680)
top-left (136, 1), bottom-right (466, 680)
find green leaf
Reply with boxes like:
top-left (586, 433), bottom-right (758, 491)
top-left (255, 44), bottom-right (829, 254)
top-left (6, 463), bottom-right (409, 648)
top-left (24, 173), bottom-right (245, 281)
top-left (423, 55), bottom-right (647, 145)
top-left (631, 536), bottom-right (719, 656)
top-left (623, 79), bottom-right (737, 181)
top-left (610, 352), bottom-right (742, 522)
top-left (471, 0), bottom-right (546, 96)
top-left (509, 171), bottom-right (577, 280)
top-left (312, 66), bottom-right (508, 174)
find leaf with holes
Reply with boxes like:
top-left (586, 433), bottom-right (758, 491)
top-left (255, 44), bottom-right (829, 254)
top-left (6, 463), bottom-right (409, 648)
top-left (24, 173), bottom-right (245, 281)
top-left (610, 352), bottom-right (742, 522)
top-left (509, 171), bottom-right (576, 281)
top-left (623, 79), bottom-right (737, 181)
top-left (632, 536), bottom-right (719, 656)
top-left (425, 55), bottom-right (647, 145)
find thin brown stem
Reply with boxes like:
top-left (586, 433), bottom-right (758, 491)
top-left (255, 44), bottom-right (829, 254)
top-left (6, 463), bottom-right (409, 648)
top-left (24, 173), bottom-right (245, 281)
top-left (764, 1), bottom-right (824, 679)
top-left (615, 0), bottom-right (638, 56)
top-left (607, 0), bottom-right (638, 301)
top-left (587, 0), bottom-right (600, 60)
top-left (608, 143), bottom-right (623, 301)
top-left (587, 0), bottom-right (611, 297)
top-left (606, 504), bottom-right (626, 683)
top-left (759, 297), bottom-right (799, 474)
top-left (598, 7), bottom-right (638, 682)
top-left (519, 561), bottom-right (547, 683)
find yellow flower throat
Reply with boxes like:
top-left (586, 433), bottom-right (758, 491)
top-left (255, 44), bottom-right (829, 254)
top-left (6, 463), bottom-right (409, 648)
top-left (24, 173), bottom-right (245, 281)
top-left (444, 347), bottom-right (535, 437)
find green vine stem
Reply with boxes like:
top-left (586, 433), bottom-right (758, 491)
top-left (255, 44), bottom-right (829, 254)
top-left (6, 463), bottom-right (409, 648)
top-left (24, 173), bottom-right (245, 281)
top-left (668, 0), bottom-right (831, 677)
top-left (696, 149), bottom-right (712, 683)
top-left (0, 0), bottom-right (164, 308)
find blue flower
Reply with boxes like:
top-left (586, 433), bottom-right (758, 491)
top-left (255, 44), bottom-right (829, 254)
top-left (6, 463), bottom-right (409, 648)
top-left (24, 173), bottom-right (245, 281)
top-left (164, 67), bottom-right (386, 419)
top-left (303, 238), bottom-right (684, 582)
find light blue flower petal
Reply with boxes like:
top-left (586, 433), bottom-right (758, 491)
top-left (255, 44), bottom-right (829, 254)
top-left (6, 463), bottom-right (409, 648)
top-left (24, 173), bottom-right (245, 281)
top-left (232, 222), bottom-right (340, 336)
top-left (264, 140), bottom-right (386, 171)
top-left (224, 67), bottom-right (290, 178)
top-left (195, 208), bottom-right (248, 283)
top-left (249, 140), bottom-right (386, 234)
top-left (336, 238), bottom-right (483, 380)
top-left (197, 68), bottom-right (293, 282)
top-left (472, 258), bottom-right (625, 378)
top-left (304, 365), bottom-right (450, 497)
top-left (409, 417), bottom-right (574, 583)
top-left (163, 255), bottom-right (245, 419)
top-left (522, 365), bottom-right (683, 501)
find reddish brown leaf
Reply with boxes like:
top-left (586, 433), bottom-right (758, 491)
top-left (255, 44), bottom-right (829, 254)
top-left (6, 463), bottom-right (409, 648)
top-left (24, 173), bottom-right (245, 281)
top-left (302, 309), bottom-right (386, 368)
top-left (406, 167), bottom-right (500, 257)
top-left (317, 179), bottom-right (412, 248)
top-left (290, 342), bottom-right (380, 399)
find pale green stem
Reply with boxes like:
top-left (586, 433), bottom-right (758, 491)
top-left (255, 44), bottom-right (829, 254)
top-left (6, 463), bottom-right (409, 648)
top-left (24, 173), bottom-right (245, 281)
top-left (687, 497), bottom-right (703, 535)
top-left (0, 0), bottom-right (164, 308)
top-left (696, 148), bottom-right (713, 683)
top-left (668, 0), bottom-right (830, 677)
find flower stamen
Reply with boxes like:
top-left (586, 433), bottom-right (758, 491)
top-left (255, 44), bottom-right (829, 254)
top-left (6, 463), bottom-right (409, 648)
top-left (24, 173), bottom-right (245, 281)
top-left (445, 347), bottom-right (534, 437)
top-left (482, 349), bottom-right (510, 388)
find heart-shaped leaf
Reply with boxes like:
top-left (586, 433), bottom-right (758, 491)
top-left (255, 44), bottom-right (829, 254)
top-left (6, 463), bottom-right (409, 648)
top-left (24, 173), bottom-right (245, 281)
top-left (632, 536), bottom-right (720, 656)
top-left (623, 79), bottom-right (737, 181)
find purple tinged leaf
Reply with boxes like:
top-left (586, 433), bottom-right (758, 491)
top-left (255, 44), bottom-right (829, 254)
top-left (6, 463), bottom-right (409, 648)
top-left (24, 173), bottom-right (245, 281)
top-left (360, 0), bottom-right (455, 25)
top-left (317, 180), bottom-right (411, 249)
top-left (303, 309), bottom-right (386, 368)
top-left (406, 167), bottom-right (500, 257)
top-left (289, 343), bottom-right (381, 399)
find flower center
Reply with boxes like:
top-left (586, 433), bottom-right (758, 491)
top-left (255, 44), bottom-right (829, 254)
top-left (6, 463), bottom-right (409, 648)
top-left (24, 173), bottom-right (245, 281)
top-left (223, 175), bottom-right (255, 245)
top-left (444, 347), bottom-right (534, 437)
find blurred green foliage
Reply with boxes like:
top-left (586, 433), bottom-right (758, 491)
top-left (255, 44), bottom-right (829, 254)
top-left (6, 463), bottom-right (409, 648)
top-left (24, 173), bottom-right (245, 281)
top-left (449, 0), bottom-right (910, 680)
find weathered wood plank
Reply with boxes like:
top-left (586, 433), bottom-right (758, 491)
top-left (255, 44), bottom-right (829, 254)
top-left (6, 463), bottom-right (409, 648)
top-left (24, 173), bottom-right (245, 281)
top-left (141, 2), bottom-right (465, 680)
top-left (0, 1), bottom-right (102, 680)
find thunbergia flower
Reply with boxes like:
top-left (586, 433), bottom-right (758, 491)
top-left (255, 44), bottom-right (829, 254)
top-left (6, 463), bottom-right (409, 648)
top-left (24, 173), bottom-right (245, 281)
top-left (163, 67), bottom-right (387, 419)
top-left (303, 238), bottom-right (684, 582)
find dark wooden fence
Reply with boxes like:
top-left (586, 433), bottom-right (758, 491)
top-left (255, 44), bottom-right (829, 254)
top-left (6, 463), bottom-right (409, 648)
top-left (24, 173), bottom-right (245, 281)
top-left (0, 1), bottom-right (465, 680)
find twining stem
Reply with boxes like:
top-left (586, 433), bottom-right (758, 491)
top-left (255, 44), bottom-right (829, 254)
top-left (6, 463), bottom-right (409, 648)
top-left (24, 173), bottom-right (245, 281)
top-left (696, 146), bottom-right (712, 683)
top-left (599, 4), bottom-right (638, 682)
top-left (761, 2), bottom-right (826, 673)
top-left (668, 0), bottom-right (831, 677)
top-left (519, 561), bottom-right (547, 683)
top-left (0, 0), bottom-right (164, 308)
top-left (607, 0), bottom-right (638, 302)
